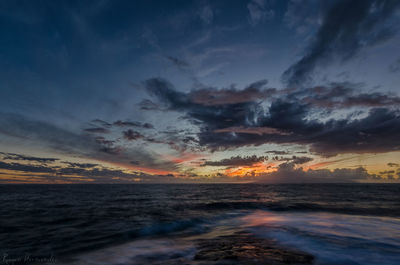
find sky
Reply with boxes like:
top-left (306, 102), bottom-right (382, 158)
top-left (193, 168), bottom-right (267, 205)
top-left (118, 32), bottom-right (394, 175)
top-left (0, 0), bottom-right (399, 183)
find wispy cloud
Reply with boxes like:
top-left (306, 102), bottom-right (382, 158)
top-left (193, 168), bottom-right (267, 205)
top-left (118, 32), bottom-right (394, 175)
top-left (282, 0), bottom-right (400, 87)
top-left (247, 0), bottom-right (275, 26)
top-left (198, 5), bottom-right (214, 25)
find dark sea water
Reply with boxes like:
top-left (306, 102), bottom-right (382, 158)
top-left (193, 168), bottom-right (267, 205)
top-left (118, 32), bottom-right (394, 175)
top-left (0, 184), bottom-right (399, 265)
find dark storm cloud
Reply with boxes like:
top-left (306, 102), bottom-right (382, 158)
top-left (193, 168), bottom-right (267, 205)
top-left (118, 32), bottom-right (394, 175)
top-left (91, 119), bottom-right (112, 128)
top-left (189, 80), bottom-right (275, 106)
top-left (379, 170), bottom-right (395, 174)
top-left (331, 92), bottom-right (400, 108)
top-left (265, 150), bottom-right (289, 155)
top-left (0, 152), bottom-right (59, 163)
top-left (123, 129), bottom-right (144, 141)
top-left (142, 123), bottom-right (154, 129)
top-left (62, 162), bottom-right (99, 168)
top-left (146, 127), bottom-right (201, 153)
top-left (144, 78), bottom-right (273, 107)
top-left (300, 83), bottom-right (400, 108)
top-left (259, 163), bottom-right (377, 183)
top-left (292, 156), bottom-right (313, 164)
top-left (272, 156), bottom-right (313, 165)
top-left (201, 102), bottom-right (400, 156)
top-left (142, 79), bottom-right (400, 156)
top-left (94, 136), bottom-right (115, 146)
top-left (282, 0), bottom-right (400, 87)
top-left (113, 120), bottom-right (154, 129)
top-left (377, 170), bottom-right (397, 179)
top-left (139, 99), bottom-right (163, 111)
top-left (194, 99), bottom-right (310, 150)
top-left (202, 155), bottom-right (268, 167)
top-left (0, 160), bottom-right (56, 174)
top-left (113, 120), bottom-right (140, 127)
top-left (83, 127), bottom-right (110, 134)
top-left (0, 159), bottom-right (170, 183)
top-left (143, 77), bottom-right (268, 130)
top-left (297, 108), bottom-right (400, 156)
top-left (142, 78), bottom-right (189, 109)
top-left (99, 146), bottom-right (123, 155)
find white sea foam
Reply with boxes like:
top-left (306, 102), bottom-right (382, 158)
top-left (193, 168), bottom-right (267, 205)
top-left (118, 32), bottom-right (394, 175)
top-left (242, 210), bottom-right (400, 265)
top-left (55, 210), bottom-right (400, 265)
top-left (57, 239), bottom-right (196, 265)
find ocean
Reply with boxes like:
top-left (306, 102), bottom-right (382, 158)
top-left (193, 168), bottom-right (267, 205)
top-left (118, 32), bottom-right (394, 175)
top-left (0, 184), bottom-right (399, 265)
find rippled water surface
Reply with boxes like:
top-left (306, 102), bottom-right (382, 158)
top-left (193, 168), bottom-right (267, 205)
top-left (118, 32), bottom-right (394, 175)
top-left (1, 184), bottom-right (399, 264)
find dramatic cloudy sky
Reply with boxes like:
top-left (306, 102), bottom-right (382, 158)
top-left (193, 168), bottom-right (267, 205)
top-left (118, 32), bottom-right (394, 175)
top-left (0, 0), bottom-right (399, 183)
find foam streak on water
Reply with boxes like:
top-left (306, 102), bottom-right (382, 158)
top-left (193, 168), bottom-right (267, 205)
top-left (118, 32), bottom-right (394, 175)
top-left (242, 211), bottom-right (400, 265)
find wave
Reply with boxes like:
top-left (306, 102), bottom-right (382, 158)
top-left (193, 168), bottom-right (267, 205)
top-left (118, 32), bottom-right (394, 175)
top-left (138, 217), bottom-right (207, 236)
top-left (57, 209), bottom-right (400, 265)
top-left (242, 210), bottom-right (400, 265)
top-left (58, 238), bottom-right (197, 265)
top-left (191, 201), bottom-right (400, 217)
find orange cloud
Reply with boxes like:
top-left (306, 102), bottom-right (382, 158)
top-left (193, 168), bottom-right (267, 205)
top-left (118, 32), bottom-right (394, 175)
top-left (225, 162), bottom-right (278, 177)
